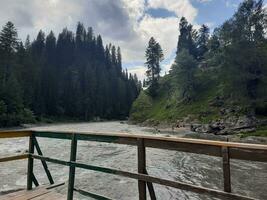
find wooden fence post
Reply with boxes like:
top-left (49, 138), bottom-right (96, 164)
top-left (138, 138), bottom-right (147, 200)
top-left (222, 146), bottom-right (231, 193)
top-left (67, 134), bottom-right (78, 200)
top-left (27, 135), bottom-right (34, 190)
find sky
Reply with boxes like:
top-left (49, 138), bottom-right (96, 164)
top-left (0, 0), bottom-right (266, 80)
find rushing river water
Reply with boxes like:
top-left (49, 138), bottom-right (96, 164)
top-left (0, 121), bottom-right (267, 200)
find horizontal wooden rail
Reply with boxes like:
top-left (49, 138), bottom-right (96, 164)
top-left (0, 154), bottom-right (28, 163)
top-left (0, 130), bottom-right (31, 138)
top-left (33, 131), bottom-right (267, 162)
top-left (31, 154), bottom-right (255, 200)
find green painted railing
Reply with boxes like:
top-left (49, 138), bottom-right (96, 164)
top-left (1, 130), bottom-right (267, 200)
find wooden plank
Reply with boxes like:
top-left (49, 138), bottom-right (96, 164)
top-left (30, 191), bottom-right (65, 200)
top-left (32, 130), bottom-right (267, 150)
top-left (0, 189), bottom-right (26, 200)
top-left (0, 154), bottom-right (28, 163)
top-left (34, 131), bottom-right (137, 145)
top-left (31, 154), bottom-right (255, 200)
top-left (0, 130), bottom-right (31, 138)
top-left (0, 188), bottom-right (50, 200)
top-left (138, 138), bottom-right (146, 200)
top-left (67, 134), bottom-right (77, 200)
top-left (145, 139), bottom-right (222, 157)
top-left (0, 187), bottom-right (65, 200)
top-left (33, 131), bottom-right (267, 162)
top-left (27, 135), bottom-right (34, 190)
top-left (222, 147), bottom-right (231, 193)
top-left (74, 188), bottom-right (113, 200)
top-left (33, 136), bottom-right (54, 185)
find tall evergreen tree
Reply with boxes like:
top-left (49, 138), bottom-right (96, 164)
top-left (177, 17), bottom-right (197, 58)
top-left (171, 50), bottom-right (197, 102)
top-left (197, 24), bottom-right (209, 60)
top-left (0, 21), bottom-right (141, 126)
top-left (145, 37), bottom-right (164, 97)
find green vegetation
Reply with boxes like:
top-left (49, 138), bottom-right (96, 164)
top-left (239, 126), bottom-right (267, 138)
top-left (0, 22), bottom-right (141, 127)
top-left (130, 0), bottom-right (267, 136)
top-left (144, 37), bottom-right (164, 97)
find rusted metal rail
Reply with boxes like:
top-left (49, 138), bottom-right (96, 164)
top-left (0, 130), bottom-right (267, 200)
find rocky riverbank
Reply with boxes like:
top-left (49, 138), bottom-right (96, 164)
top-left (134, 114), bottom-right (267, 144)
top-left (189, 115), bottom-right (267, 135)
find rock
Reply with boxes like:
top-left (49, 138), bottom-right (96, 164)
top-left (190, 115), bottom-right (258, 135)
top-left (190, 124), bottom-right (202, 132)
top-left (195, 124), bottom-right (211, 133)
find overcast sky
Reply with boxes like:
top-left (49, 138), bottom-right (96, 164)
top-left (0, 0), bottom-right (266, 80)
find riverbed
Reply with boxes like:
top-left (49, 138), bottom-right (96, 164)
top-left (0, 121), bottom-right (266, 199)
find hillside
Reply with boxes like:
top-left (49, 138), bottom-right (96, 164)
top-left (130, 0), bottom-right (267, 136)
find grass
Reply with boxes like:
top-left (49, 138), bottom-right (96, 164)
top-left (130, 73), bottom-right (222, 124)
top-left (130, 70), bottom-right (266, 129)
top-left (239, 126), bottom-right (267, 138)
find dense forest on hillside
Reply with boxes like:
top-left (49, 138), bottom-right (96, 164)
top-left (0, 22), bottom-right (141, 127)
top-left (131, 0), bottom-right (267, 136)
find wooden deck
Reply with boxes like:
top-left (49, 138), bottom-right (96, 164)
top-left (0, 187), bottom-right (65, 200)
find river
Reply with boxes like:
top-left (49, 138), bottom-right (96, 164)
top-left (0, 121), bottom-right (266, 200)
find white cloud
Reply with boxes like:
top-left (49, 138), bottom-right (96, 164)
top-left (137, 15), bottom-right (179, 59)
top-left (128, 66), bottom-right (147, 81)
top-left (0, 0), bottom-right (200, 80)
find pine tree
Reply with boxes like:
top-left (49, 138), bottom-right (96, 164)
top-left (0, 21), bottom-right (18, 84)
top-left (171, 49), bottom-right (197, 102)
top-left (0, 21), bottom-right (141, 126)
top-left (0, 21), bottom-right (18, 54)
top-left (145, 37), bottom-right (164, 97)
top-left (197, 24), bottom-right (209, 60)
top-left (177, 17), bottom-right (197, 58)
top-left (116, 47), bottom-right (122, 74)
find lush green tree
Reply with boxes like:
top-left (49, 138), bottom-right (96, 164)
top-left (171, 50), bottom-right (197, 102)
top-left (177, 17), bottom-right (197, 58)
top-left (0, 21), bottom-right (18, 84)
top-left (197, 24), bottom-right (209, 60)
top-left (0, 21), bottom-right (18, 55)
top-left (145, 37), bottom-right (164, 97)
top-left (217, 0), bottom-right (267, 99)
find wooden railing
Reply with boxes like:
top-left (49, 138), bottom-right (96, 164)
top-left (0, 130), bottom-right (267, 200)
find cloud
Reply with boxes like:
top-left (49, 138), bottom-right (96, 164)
top-left (128, 66), bottom-right (147, 81)
top-left (81, 0), bottom-right (137, 41)
top-left (137, 15), bottom-right (179, 59)
top-left (0, 0), bottom-right (200, 79)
